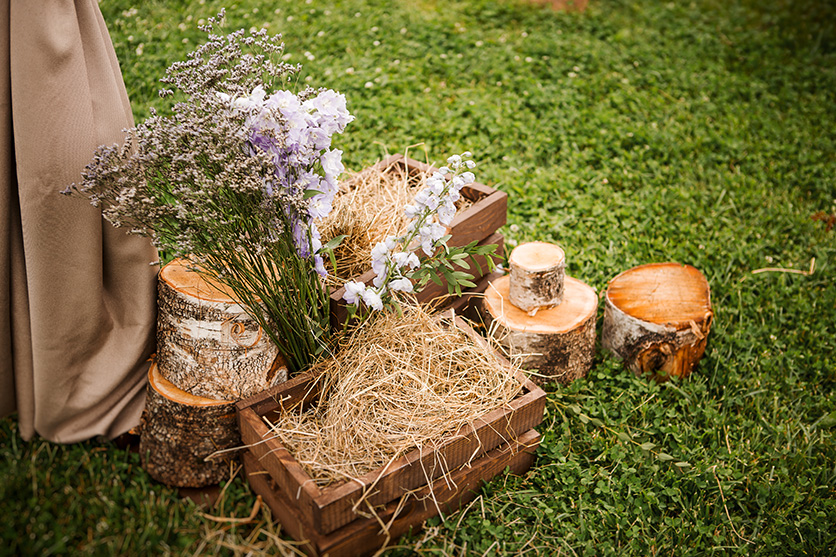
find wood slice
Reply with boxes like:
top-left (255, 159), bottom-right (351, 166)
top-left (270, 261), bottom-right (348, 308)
top-left (483, 274), bottom-right (597, 385)
top-left (508, 241), bottom-right (566, 313)
top-left (139, 363), bottom-right (241, 488)
top-left (156, 258), bottom-right (287, 400)
top-left (601, 262), bottom-right (713, 380)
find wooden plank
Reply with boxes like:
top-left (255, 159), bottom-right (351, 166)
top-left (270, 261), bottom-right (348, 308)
top-left (235, 371), bottom-right (321, 418)
top-left (444, 270), bottom-right (506, 322)
top-left (236, 317), bottom-right (547, 534)
top-left (237, 407), bottom-right (323, 516)
top-left (243, 429), bottom-right (541, 557)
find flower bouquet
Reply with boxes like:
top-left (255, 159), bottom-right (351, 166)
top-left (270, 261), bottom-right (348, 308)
top-left (65, 11), bottom-right (496, 377)
top-left (65, 12), bottom-right (352, 373)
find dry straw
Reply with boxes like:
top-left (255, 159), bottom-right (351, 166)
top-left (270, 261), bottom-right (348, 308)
top-left (320, 158), bottom-right (473, 282)
top-left (265, 305), bottom-right (524, 486)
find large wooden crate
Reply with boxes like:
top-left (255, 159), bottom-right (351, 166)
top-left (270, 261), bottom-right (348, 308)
top-left (329, 154), bottom-right (507, 327)
top-left (243, 429), bottom-right (540, 557)
top-left (235, 316), bottom-right (545, 535)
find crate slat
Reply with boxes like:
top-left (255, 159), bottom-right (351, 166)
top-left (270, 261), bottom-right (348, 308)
top-left (243, 429), bottom-right (541, 557)
top-left (236, 317), bottom-right (546, 534)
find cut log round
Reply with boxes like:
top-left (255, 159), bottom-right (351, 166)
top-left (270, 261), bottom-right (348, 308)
top-left (601, 262), bottom-right (713, 380)
top-left (483, 274), bottom-right (597, 385)
top-left (139, 363), bottom-right (241, 487)
top-left (508, 241), bottom-right (566, 313)
top-left (156, 258), bottom-right (287, 400)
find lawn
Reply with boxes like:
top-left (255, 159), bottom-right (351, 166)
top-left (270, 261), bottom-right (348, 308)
top-left (2, 0), bottom-right (835, 554)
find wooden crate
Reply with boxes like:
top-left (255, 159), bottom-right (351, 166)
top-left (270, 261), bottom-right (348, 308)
top-left (235, 316), bottom-right (545, 535)
top-left (243, 429), bottom-right (540, 557)
top-left (329, 154), bottom-right (507, 327)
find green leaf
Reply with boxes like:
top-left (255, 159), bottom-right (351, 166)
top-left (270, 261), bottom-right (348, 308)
top-left (656, 453), bottom-right (675, 462)
top-left (675, 462), bottom-right (691, 468)
top-left (322, 234), bottom-right (346, 251)
top-left (639, 442), bottom-right (656, 451)
top-left (303, 189), bottom-right (323, 199)
top-left (454, 258), bottom-right (471, 270)
top-left (617, 432), bottom-right (632, 443)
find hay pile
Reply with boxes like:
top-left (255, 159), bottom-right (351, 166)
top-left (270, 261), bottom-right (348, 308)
top-left (266, 307), bottom-right (523, 486)
top-left (320, 159), bottom-right (472, 282)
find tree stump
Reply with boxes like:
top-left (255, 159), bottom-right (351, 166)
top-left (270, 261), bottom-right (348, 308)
top-left (508, 241), bottom-right (566, 314)
top-left (601, 262), bottom-right (713, 380)
top-left (139, 362), bottom-right (241, 488)
top-left (483, 274), bottom-right (597, 384)
top-left (156, 258), bottom-right (286, 400)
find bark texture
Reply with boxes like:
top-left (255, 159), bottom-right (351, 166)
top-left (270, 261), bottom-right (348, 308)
top-left (139, 363), bottom-right (241, 487)
top-left (508, 241), bottom-right (565, 313)
top-left (156, 259), bottom-right (286, 400)
top-left (601, 262), bottom-right (712, 380)
top-left (483, 275), bottom-right (596, 384)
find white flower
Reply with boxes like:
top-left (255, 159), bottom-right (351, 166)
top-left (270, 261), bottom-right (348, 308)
top-left (427, 173), bottom-right (446, 195)
top-left (404, 204), bottom-right (420, 219)
top-left (446, 154), bottom-right (462, 168)
top-left (437, 200), bottom-right (456, 226)
top-left (371, 241), bottom-right (390, 275)
top-left (343, 281), bottom-right (366, 305)
top-left (389, 278), bottom-right (413, 293)
top-left (406, 252), bottom-right (420, 268)
top-left (362, 288), bottom-right (383, 311)
top-left (391, 251), bottom-right (416, 270)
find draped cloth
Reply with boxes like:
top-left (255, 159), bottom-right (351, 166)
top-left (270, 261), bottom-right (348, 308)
top-left (0, 1), bottom-right (157, 442)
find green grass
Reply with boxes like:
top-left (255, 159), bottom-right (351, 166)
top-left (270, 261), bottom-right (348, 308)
top-left (3, 0), bottom-right (835, 554)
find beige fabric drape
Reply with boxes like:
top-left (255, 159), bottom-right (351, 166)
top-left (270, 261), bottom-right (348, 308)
top-left (0, 0), bottom-right (157, 442)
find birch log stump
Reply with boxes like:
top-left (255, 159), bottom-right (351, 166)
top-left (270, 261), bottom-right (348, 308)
top-left (156, 259), bottom-right (286, 400)
top-left (601, 262), bottom-right (713, 380)
top-left (509, 241), bottom-right (566, 314)
top-left (139, 363), bottom-right (240, 487)
top-left (483, 274), bottom-right (597, 385)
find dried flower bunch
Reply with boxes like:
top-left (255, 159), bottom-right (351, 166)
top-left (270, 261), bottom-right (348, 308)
top-left (64, 11), bottom-right (353, 373)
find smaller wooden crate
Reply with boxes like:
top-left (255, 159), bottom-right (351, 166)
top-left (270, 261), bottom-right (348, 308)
top-left (236, 317), bottom-right (545, 535)
top-left (329, 154), bottom-right (508, 327)
top-left (243, 429), bottom-right (540, 557)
